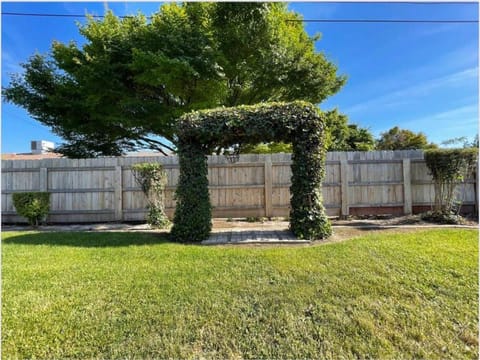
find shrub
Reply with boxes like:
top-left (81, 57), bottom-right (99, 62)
top-left (131, 163), bottom-right (169, 228)
top-left (12, 192), bottom-right (50, 226)
top-left (424, 148), bottom-right (477, 221)
top-left (420, 211), bottom-right (467, 225)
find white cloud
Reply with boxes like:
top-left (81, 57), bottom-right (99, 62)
top-left (345, 43), bottom-right (478, 105)
top-left (62, 3), bottom-right (80, 15)
top-left (344, 67), bottom-right (478, 115)
top-left (381, 104), bottom-right (479, 143)
top-left (403, 104), bottom-right (478, 128)
top-left (288, 3), bottom-right (338, 19)
top-left (1, 51), bottom-right (23, 76)
top-left (416, 23), bottom-right (458, 37)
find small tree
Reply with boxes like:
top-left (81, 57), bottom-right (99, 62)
top-left (131, 163), bottom-right (169, 228)
top-left (424, 148), bottom-right (477, 221)
top-left (12, 192), bottom-right (50, 226)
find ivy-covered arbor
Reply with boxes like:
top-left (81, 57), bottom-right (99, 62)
top-left (171, 101), bottom-right (332, 242)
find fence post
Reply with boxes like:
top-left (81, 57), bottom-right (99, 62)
top-left (475, 158), bottom-right (479, 216)
top-left (39, 167), bottom-right (48, 192)
top-left (340, 155), bottom-right (349, 218)
top-left (403, 158), bottom-right (412, 215)
top-left (264, 155), bottom-right (273, 218)
top-left (114, 165), bottom-right (123, 221)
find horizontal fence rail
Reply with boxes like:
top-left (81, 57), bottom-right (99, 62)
top-left (1, 151), bottom-right (477, 223)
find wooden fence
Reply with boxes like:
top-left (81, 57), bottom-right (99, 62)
top-left (1, 150), bottom-right (477, 223)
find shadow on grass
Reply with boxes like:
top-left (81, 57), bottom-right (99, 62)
top-left (334, 222), bottom-right (403, 231)
top-left (335, 221), bottom-right (386, 228)
top-left (355, 225), bottom-right (391, 231)
top-left (2, 231), bottom-right (173, 248)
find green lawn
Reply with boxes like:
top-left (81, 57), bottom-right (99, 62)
top-left (2, 229), bottom-right (478, 359)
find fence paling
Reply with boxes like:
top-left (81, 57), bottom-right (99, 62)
top-left (1, 151), bottom-right (477, 223)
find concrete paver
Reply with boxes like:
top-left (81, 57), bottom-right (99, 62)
top-left (1, 223), bottom-right (309, 244)
top-left (202, 229), bottom-right (310, 245)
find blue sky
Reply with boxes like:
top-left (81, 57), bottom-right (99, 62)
top-left (1, 1), bottom-right (478, 153)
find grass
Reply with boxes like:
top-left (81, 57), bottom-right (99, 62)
top-left (2, 229), bottom-right (478, 359)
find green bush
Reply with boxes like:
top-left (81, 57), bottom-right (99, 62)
top-left (12, 192), bottom-right (50, 226)
top-left (420, 210), bottom-right (467, 225)
top-left (131, 163), bottom-right (169, 228)
top-left (171, 101), bottom-right (331, 242)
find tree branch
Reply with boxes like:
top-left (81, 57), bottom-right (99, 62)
top-left (138, 136), bottom-right (176, 155)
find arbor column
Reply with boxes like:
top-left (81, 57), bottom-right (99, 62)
top-left (289, 132), bottom-right (331, 240)
top-left (170, 144), bottom-right (211, 242)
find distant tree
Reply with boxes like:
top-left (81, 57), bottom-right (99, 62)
top-left (240, 141), bottom-right (292, 154)
top-left (376, 126), bottom-right (438, 150)
top-left (324, 109), bottom-right (375, 151)
top-left (441, 135), bottom-right (479, 149)
top-left (472, 134), bottom-right (479, 149)
top-left (3, 3), bottom-right (345, 157)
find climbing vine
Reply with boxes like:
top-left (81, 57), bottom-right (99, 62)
top-left (170, 101), bottom-right (332, 242)
top-left (171, 144), bottom-right (212, 241)
top-left (131, 163), bottom-right (169, 228)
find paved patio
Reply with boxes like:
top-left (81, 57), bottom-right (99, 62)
top-left (202, 229), bottom-right (310, 245)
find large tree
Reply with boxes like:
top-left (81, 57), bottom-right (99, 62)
top-left (376, 126), bottom-right (438, 150)
top-left (4, 3), bottom-right (346, 157)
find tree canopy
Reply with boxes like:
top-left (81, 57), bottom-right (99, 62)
top-left (239, 108), bottom-right (375, 153)
top-left (4, 3), bottom-right (346, 157)
top-left (376, 126), bottom-right (438, 150)
top-left (323, 109), bottom-right (375, 151)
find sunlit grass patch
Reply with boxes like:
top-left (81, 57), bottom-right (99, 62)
top-left (2, 229), bottom-right (478, 358)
